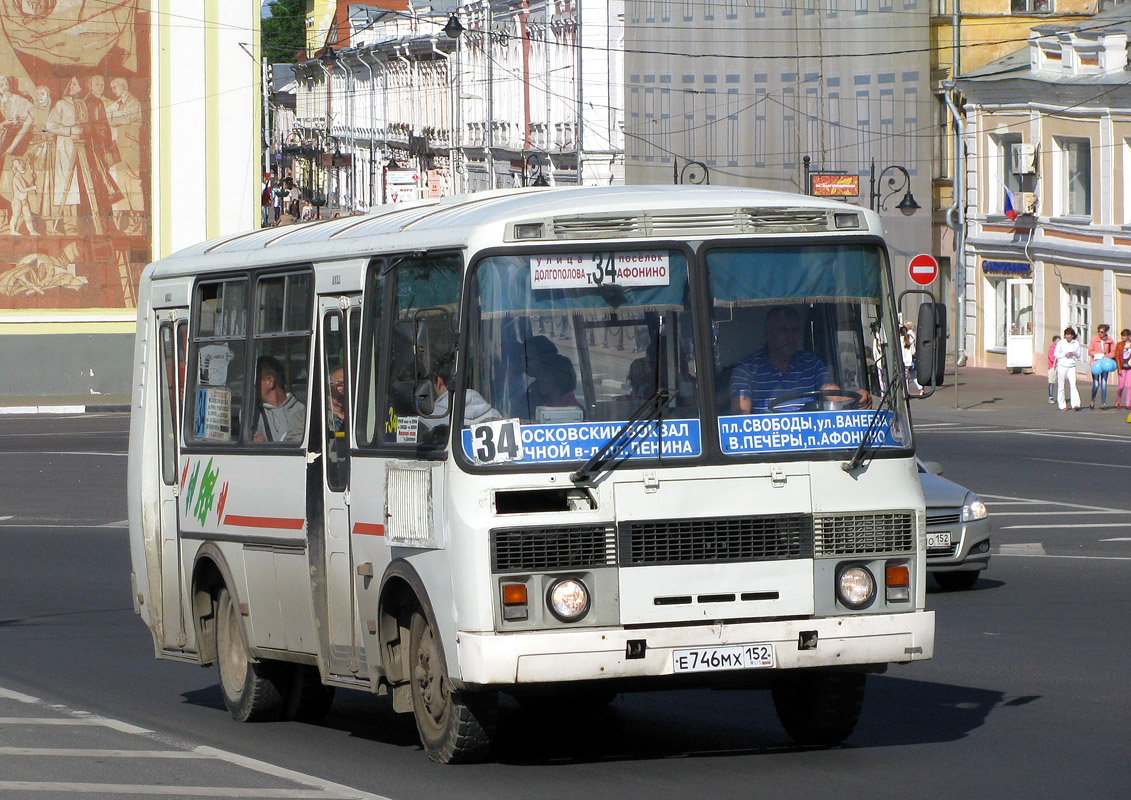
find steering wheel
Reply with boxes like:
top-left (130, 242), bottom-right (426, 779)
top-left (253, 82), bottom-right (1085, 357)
top-left (765, 388), bottom-right (866, 413)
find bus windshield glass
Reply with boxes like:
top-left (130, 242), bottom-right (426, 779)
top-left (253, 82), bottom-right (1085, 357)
top-left (707, 242), bottom-right (910, 457)
top-left (462, 249), bottom-right (699, 468)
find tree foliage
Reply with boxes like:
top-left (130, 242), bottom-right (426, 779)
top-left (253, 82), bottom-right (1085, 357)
top-left (262, 0), bottom-right (307, 64)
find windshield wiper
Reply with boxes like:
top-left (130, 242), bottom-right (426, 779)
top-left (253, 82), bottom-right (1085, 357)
top-left (841, 380), bottom-right (897, 473)
top-left (570, 389), bottom-right (673, 485)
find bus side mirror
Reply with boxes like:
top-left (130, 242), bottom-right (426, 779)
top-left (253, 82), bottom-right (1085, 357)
top-left (915, 302), bottom-right (946, 394)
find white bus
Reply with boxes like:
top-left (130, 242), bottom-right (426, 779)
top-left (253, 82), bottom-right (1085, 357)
top-left (128, 185), bottom-right (935, 763)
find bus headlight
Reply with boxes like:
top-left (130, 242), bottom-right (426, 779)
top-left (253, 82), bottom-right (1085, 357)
top-left (962, 492), bottom-right (988, 522)
top-left (836, 565), bottom-right (876, 610)
top-left (547, 578), bottom-right (590, 622)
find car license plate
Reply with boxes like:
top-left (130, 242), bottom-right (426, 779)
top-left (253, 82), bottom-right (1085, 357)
top-left (927, 531), bottom-right (952, 549)
top-left (672, 643), bottom-right (775, 673)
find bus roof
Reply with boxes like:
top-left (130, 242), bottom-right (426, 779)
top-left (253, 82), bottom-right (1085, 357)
top-left (147, 185), bottom-right (881, 278)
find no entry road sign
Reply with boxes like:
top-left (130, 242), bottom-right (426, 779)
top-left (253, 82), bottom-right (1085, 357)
top-left (909, 253), bottom-right (939, 286)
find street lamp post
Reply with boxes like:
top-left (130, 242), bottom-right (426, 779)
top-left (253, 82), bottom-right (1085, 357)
top-left (869, 158), bottom-right (919, 214)
top-left (523, 152), bottom-right (549, 186)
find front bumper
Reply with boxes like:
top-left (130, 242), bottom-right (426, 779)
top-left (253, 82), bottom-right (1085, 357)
top-left (454, 611), bottom-right (935, 686)
top-left (927, 515), bottom-right (992, 573)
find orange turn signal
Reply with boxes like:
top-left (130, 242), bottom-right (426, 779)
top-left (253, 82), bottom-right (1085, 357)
top-left (502, 583), bottom-right (528, 606)
top-left (886, 565), bottom-right (910, 586)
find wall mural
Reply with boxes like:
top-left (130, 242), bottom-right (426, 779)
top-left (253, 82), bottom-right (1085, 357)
top-left (0, 0), bottom-right (149, 310)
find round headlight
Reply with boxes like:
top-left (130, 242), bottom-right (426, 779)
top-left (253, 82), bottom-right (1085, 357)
top-left (962, 492), bottom-right (988, 522)
top-left (547, 578), bottom-right (590, 622)
top-left (836, 565), bottom-right (876, 610)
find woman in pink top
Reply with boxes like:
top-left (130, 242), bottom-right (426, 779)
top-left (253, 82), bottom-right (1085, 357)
top-left (1047, 334), bottom-right (1060, 404)
top-left (1116, 329), bottom-right (1131, 410)
top-left (1088, 324), bottom-right (1114, 409)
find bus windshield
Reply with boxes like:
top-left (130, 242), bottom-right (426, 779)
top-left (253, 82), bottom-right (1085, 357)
top-left (708, 242), bottom-right (908, 457)
top-left (462, 249), bottom-right (699, 467)
top-left (460, 242), bottom-right (909, 469)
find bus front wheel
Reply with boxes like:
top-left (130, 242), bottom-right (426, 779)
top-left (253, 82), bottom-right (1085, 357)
top-left (408, 608), bottom-right (497, 763)
top-left (216, 587), bottom-right (288, 722)
top-left (771, 670), bottom-right (866, 746)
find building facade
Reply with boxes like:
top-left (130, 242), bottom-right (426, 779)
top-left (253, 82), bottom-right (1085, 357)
top-left (957, 7), bottom-right (1131, 369)
top-left (623, 0), bottom-right (933, 301)
top-left (283, 0), bottom-right (624, 215)
top-left (0, 1), bottom-right (260, 397)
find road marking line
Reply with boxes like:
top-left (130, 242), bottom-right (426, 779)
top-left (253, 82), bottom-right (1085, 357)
top-left (1100, 537), bottom-right (1131, 542)
top-left (1029, 457), bottom-right (1131, 470)
top-left (0, 686), bottom-right (393, 800)
top-left (999, 543), bottom-right (1046, 555)
top-left (99, 519), bottom-right (129, 528)
top-left (0, 747), bottom-right (209, 758)
top-left (0, 451), bottom-right (126, 457)
top-left (1001, 523), bottom-right (1131, 529)
top-left (981, 494), bottom-right (1131, 514)
top-left (1017, 430), bottom-right (1131, 443)
top-left (996, 553), bottom-right (1131, 561)
top-left (993, 511), bottom-right (1124, 516)
top-left (0, 784), bottom-right (340, 797)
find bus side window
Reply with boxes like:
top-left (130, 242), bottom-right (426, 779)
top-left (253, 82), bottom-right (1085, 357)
top-left (373, 253), bottom-right (461, 448)
top-left (186, 279), bottom-right (248, 443)
top-left (249, 272), bottom-right (314, 445)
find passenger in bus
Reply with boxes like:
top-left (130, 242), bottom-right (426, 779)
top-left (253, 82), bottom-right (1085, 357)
top-left (525, 352), bottom-right (581, 414)
top-left (730, 305), bottom-right (868, 414)
top-left (420, 354), bottom-right (500, 438)
top-left (327, 366), bottom-right (347, 433)
top-left (501, 335), bottom-right (555, 418)
top-left (253, 356), bottom-right (306, 442)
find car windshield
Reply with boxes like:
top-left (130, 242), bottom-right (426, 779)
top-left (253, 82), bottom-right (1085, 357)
top-left (461, 249), bottom-right (699, 467)
top-left (707, 243), bottom-right (910, 457)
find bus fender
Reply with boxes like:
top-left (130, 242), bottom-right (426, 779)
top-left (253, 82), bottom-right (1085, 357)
top-left (377, 559), bottom-right (448, 712)
top-left (190, 542), bottom-right (246, 667)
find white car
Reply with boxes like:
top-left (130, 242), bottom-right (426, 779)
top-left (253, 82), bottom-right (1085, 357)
top-left (918, 460), bottom-right (992, 590)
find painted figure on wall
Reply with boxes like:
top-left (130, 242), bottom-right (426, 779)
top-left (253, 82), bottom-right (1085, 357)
top-left (0, 0), bottom-right (148, 310)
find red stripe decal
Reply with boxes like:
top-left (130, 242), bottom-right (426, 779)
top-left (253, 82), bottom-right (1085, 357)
top-left (352, 522), bottom-right (385, 536)
top-left (224, 514), bottom-right (305, 530)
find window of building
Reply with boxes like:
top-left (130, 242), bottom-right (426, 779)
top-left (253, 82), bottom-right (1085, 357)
top-left (1012, 0), bottom-right (1051, 12)
top-left (1055, 137), bottom-right (1091, 217)
top-left (1064, 284), bottom-right (1091, 342)
top-left (992, 133), bottom-right (1022, 215)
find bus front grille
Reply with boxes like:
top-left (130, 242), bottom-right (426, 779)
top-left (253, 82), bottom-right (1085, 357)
top-left (813, 512), bottom-right (916, 556)
top-left (491, 524), bottom-right (617, 573)
top-left (618, 514), bottom-right (813, 566)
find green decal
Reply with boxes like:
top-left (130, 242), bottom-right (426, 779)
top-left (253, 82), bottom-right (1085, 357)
top-left (184, 461), bottom-right (200, 515)
top-left (193, 457), bottom-right (219, 526)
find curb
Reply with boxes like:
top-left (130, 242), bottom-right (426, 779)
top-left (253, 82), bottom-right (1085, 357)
top-left (0, 404), bottom-right (131, 415)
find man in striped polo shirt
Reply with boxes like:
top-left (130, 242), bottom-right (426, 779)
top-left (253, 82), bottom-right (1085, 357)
top-left (730, 305), bottom-right (842, 414)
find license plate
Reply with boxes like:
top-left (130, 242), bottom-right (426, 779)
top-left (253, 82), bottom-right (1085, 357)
top-left (927, 531), bottom-right (952, 549)
top-left (672, 643), bottom-right (775, 673)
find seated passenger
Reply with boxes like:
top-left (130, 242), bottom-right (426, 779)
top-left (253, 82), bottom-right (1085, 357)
top-left (254, 356), bottom-right (306, 442)
top-left (327, 366), bottom-right (347, 433)
top-left (526, 352), bottom-right (581, 414)
top-left (420, 354), bottom-right (501, 433)
top-left (730, 305), bottom-right (869, 414)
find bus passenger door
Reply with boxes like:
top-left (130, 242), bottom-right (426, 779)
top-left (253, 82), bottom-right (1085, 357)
top-left (317, 296), bottom-right (362, 677)
top-left (156, 310), bottom-right (189, 652)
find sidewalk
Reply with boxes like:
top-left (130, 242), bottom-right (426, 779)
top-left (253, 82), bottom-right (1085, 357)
top-left (914, 365), bottom-right (1131, 433)
top-left (0, 394), bottom-right (130, 413)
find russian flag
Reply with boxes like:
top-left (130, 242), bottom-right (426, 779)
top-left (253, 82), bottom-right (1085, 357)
top-left (1004, 186), bottom-right (1018, 221)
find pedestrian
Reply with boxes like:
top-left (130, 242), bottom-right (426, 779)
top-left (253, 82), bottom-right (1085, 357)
top-left (260, 177), bottom-right (271, 227)
top-left (1116, 328), bottom-right (1131, 410)
top-left (901, 321), bottom-right (923, 396)
top-left (1088, 323), bottom-right (1115, 409)
top-left (1047, 334), bottom-right (1060, 404)
top-left (1054, 327), bottom-right (1082, 411)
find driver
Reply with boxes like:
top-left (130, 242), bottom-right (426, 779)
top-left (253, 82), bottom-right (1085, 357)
top-left (730, 305), bottom-right (864, 414)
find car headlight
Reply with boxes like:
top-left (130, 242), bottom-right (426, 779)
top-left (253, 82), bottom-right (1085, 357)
top-left (836, 565), bottom-right (876, 610)
top-left (962, 492), bottom-right (988, 522)
top-left (547, 578), bottom-right (590, 622)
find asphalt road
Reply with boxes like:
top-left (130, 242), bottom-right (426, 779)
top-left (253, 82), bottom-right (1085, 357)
top-left (0, 412), bottom-right (1128, 799)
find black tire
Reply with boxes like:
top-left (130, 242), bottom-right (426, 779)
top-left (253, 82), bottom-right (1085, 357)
top-left (771, 670), bottom-right (866, 746)
top-left (409, 608), bottom-right (497, 763)
top-left (283, 664), bottom-right (336, 723)
top-left (934, 571), bottom-right (980, 591)
top-left (216, 587), bottom-right (289, 722)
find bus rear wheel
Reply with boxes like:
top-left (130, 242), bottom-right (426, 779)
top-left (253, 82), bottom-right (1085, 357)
top-left (216, 587), bottom-right (288, 722)
top-left (771, 670), bottom-right (866, 746)
top-left (408, 608), bottom-right (497, 763)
